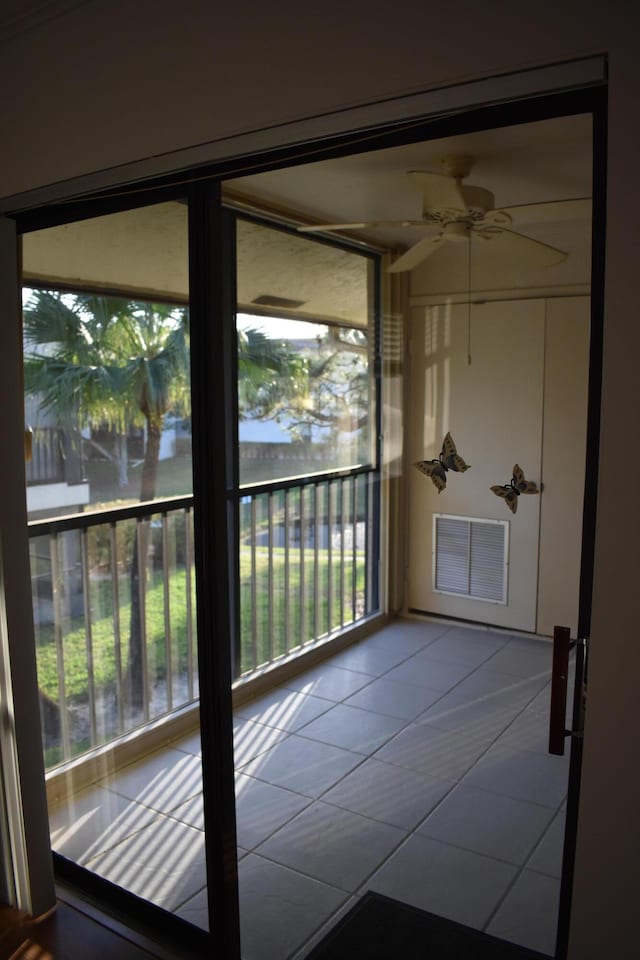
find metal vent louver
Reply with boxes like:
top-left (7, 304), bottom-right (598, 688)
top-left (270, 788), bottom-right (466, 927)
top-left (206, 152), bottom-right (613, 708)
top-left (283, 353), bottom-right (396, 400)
top-left (433, 514), bottom-right (508, 604)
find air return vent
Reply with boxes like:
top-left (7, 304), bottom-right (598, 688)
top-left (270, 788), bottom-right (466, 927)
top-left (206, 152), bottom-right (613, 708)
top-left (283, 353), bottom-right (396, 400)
top-left (251, 294), bottom-right (307, 309)
top-left (433, 514), bottom-right (508, 604)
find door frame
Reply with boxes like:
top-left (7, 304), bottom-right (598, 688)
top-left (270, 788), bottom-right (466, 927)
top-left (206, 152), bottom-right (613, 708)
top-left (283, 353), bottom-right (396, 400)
top-left (5, 69), bottom-right (606, 960)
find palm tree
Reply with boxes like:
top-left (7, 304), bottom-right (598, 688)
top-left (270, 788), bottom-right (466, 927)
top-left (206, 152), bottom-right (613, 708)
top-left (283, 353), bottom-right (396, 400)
top-left (23, 291), bottom-right (190, 502)
top-left (24, 290), bottom-right (190, 711)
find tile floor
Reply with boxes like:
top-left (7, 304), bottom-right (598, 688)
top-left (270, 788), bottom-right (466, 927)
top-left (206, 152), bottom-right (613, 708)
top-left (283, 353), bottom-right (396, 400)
top-left (49, 618), bottom-right (573, 959)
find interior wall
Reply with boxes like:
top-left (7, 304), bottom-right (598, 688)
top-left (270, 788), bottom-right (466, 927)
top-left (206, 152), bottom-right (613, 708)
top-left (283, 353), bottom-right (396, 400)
top-left (1, 4), bottom-right (639, 957)
top-left (406, 294), bottom-right (589, 638)
top-left (406, 299), bottom-right (545, 631)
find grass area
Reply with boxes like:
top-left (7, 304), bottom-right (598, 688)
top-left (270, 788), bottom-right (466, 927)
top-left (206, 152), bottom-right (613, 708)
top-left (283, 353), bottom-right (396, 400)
top-left (239, 547), bottom-right (366, 673)
top-left (35, 547), bottom-right (366, 704)
top-left (35, 566), bottom-right (194, 701)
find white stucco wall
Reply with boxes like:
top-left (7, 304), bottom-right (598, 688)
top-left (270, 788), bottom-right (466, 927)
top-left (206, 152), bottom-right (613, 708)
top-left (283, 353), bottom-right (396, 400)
top-left (0, 3), bottom-right (639, 955)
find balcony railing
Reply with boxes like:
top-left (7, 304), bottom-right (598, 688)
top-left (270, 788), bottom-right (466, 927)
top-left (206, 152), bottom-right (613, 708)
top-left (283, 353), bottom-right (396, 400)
top-left (28, 467), bottom-right (376, 769)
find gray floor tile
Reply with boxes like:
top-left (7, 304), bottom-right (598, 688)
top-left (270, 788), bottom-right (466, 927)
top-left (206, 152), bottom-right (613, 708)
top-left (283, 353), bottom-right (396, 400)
top-left (374, 722), bottom-right (493, 780)
top-left (417, 783), bottom-right (554, 864)
top-left (49, 784), bottom-right (160, 864)
top-left (238, 855), bottom-right (347, 960)
top-left (322, 757), bottom-right (454, 829)
top-left (344, 676), bottom-right (444, 720)
top-left (526, 810), bottom-right (566, 877)
top-left (234, 688), bottom-right (334, 732)
top-left (233, 718), bottom-right (289, 766)
top-left (415, 690), bottom-right (519, 741)
top-left (328, 641), bottom-right (411, 676)
top-left (98, 747), bottom-right (203, 816)
top-left (451, 668), bottom-right (549, 707)
top-left (256, 800), bottom-right (405, 891)
top-left (235, 773), bottom-right (311, 849)
top-left (87, 815), bottom-right (207, 912)
top-left (484, 637), bottom-right (553, 678)
top-left (496, 708), bottom-right (553, 755)
top-left (284, 664), bottom-right (373, 701)
top-left (421, 628), bottom-right (510, 667)
top-left (365, 619), bottom-right (448, 654)
top-left (168, 793), bottom-right (203, 830)
top-left (55, 619), bottom-right (567, 954)
top-left (461, 743), bottom-right (569, 808)
top-left (174, 885), bottom-right (208, 930)
top-left (486, 869), bottom-right (560, 956)
top-left (366, 833), bottom-right (517, 929)
top-left (239, 733), bottom-right (363, 797)
top-left (289, 896), bottom-right (359, 960)
top-left (385, 653), bottom-right (474, 692)
top-left (172, 730), bottom-right (202, 756)
top-left (296, 703), bottom-right (405, 754)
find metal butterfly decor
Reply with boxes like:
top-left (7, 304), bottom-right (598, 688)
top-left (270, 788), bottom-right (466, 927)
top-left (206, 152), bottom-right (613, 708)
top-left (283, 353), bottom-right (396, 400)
top-left (414, 432), bottom-right (471, 493)
top-left (491, 464), bottom-right (539, 514)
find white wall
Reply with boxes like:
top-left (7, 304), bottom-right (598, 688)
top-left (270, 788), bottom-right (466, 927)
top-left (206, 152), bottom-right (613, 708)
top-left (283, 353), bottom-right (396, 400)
top-left (1, 3), bottom-right (639, 956)
top-left (406, 299), bottom-right (545, 632)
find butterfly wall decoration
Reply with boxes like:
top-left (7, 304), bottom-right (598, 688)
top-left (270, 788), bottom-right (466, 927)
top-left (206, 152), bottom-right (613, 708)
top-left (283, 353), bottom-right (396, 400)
top-left (491, 464), bottom-right (539, 514)
top-left (414, 432), bottom-right (471, 493)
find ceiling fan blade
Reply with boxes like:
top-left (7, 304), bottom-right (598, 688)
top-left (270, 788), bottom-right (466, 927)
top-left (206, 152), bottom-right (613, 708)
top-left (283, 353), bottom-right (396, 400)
top-left (474, 227), bottom-right (568, 266)
top-left (484, 197), bottom-right (592, 226)
top-left (407, 171), bottom-right (468, 216)
top-left (298, 220), bottom-right (428, 233)
top-left (388, 234), bottom-right (446, 273)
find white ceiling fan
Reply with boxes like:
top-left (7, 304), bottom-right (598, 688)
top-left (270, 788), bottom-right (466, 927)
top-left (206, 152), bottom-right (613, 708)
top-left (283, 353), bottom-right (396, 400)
top-left (298, 154), bottom-right (591, 273)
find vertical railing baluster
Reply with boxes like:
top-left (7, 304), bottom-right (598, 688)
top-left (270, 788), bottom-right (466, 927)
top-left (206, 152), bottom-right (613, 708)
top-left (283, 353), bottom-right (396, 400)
top-left (250, 496), bottom-right (258, 671)
top-left (299, 486), bottom-right (306, 644)
top-left (185, 507), bottom-right (194, 701)
top-left (284, 489), bottom-right (291, 654)
top-left (162, 512), bottom-right (172, 712)
top-left (352, 475), bottom-right (357, 622)
top-left (364, 474), bottom-right (371, 616)
top-left (314, 482), bottom-right (321, 642)
top-left (110, 522), bottom-right (124, 735)
top-left (136, 519), bottom-right (150, 723)
top-left (80, 528), bottom-right (97, 748)
top-left (339, 478), bottom-right (346, 629)
top-left (267, 492), bottom-right (274, 665)
top-left (327, 480), bottom-right (333, 636)
top-left (49, 533), bottom-right (71, 761)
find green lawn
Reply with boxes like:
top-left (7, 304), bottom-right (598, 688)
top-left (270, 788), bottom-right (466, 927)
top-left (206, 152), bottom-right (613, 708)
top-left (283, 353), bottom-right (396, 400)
top-left (35, 547), bottom-right (366, 704)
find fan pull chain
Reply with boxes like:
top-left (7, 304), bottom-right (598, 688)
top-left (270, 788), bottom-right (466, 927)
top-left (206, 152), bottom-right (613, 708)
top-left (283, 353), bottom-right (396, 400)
top-left (467, 233), bottom-right (472, 366)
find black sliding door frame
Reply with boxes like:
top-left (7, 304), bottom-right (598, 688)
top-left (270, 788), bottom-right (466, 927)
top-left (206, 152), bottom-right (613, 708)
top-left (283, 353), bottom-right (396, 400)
top-left (17, 182), bottom-right (241, 956)
top-left (10, 76), bottom-right (606, 960)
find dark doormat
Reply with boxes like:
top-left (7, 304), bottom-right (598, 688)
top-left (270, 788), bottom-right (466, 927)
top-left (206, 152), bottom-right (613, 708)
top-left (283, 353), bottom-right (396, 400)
top-left (305, 892), bottom-right (550, 960)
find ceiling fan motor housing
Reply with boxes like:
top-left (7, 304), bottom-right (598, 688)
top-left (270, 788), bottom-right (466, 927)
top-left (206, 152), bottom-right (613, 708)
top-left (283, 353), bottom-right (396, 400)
top-left (423, 184), bottom-right (495, 224)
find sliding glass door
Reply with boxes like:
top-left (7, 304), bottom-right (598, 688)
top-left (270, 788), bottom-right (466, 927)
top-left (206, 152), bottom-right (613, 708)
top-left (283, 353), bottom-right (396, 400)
top-left (20, 197), bottom-right (223, 944)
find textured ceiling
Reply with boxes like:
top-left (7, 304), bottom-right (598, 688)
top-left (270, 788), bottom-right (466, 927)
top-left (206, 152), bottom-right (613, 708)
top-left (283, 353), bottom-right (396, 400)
top-left (22, 114), bottom-right (593, 311)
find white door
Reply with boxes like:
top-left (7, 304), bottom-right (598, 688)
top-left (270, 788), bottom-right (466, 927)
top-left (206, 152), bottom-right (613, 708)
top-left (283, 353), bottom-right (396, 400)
top-left (406, 296), bottom-right (589, 635)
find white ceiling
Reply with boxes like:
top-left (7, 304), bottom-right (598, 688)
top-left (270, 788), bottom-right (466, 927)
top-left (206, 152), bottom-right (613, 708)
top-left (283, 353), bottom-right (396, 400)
top-left (226, 113), bottom-right (593, 254)
top-left (22, 112), bottom-right (593, 314)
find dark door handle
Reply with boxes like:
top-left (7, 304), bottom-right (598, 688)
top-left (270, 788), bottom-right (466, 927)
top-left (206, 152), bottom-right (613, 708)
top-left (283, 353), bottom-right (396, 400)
top-left (549, 625), bottom-right (571, 756)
